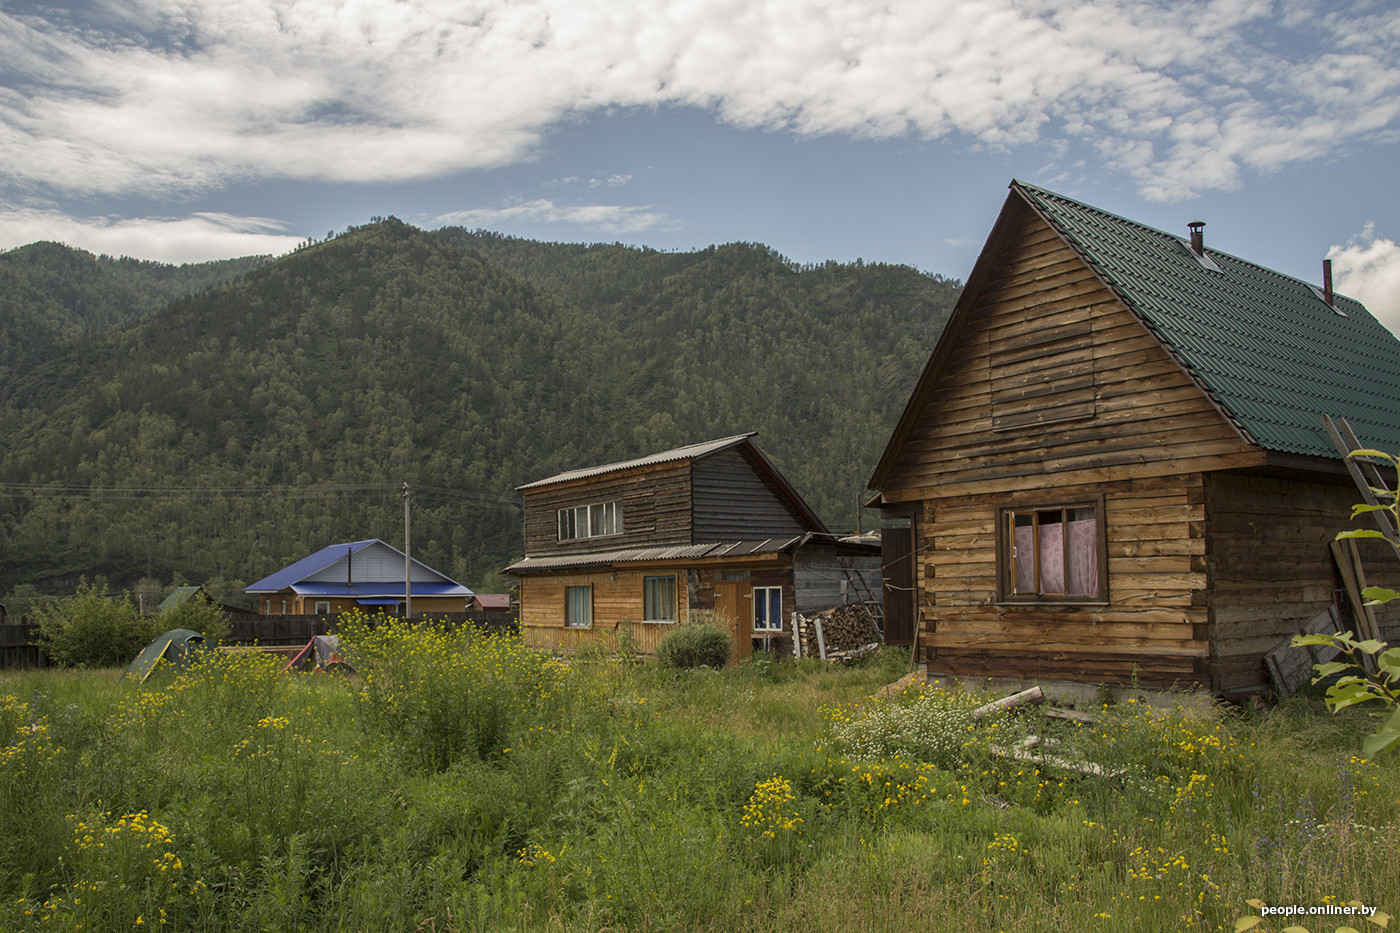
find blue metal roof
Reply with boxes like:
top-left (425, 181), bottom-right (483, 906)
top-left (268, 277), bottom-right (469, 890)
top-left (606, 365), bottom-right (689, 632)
top-left (244, 539), bottom-right (471, 595)
top-left (245, 540), bottom-right (379, 593)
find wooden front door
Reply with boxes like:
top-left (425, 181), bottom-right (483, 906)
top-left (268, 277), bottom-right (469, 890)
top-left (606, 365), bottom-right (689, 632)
top-left (713, 579), bottom-right (753, 660)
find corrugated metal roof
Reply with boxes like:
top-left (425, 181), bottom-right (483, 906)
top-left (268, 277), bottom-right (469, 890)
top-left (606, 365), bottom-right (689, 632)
top-left (1014, 181), bottom-right (1400, 458)
top-left (157, 585), bottom-right (204, 613)
top-left (517, 434), bottom-right (756, 490)
top-left (473, 594), bottom-right (512, 609)
top-left (246, 539), bottom-right (381, 592)
top-left (504, 536), bottom-right (807, 574)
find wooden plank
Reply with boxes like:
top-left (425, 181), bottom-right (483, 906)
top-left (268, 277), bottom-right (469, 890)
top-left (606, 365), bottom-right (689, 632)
top-left (1263, 606), bottom-right (1342, 696)
top-left (1333, 539), bottom-right (1382, 640)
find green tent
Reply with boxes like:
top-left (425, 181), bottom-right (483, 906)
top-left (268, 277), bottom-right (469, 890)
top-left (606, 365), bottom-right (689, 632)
top-left (121, 629), bottom-right (207, 683)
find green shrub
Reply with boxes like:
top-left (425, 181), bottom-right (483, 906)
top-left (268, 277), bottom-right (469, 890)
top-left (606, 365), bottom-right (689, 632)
top-left (339, 611), bottom-right (569, 770)
top-left (33, 583), bottom-right (157, 668)
top-left (656, 622), bottom-right (732, 669)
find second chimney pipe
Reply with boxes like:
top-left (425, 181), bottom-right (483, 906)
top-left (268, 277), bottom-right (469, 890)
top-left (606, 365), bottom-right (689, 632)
top-left (1323, 258), bottom-right (1334, 306)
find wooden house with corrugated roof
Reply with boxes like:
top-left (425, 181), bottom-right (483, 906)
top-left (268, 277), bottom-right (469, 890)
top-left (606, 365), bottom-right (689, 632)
top-left (868, 180), bottom-right (1400, 695)
top-left (506, 434), bottom-right (881, 659)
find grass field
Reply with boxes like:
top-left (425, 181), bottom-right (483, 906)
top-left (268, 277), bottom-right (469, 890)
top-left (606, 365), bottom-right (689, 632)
top-left (1, 620), bottom-right (1397, 932)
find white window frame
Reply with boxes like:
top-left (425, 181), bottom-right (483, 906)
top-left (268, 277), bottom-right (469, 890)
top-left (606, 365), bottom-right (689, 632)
top-left (753, 586), bottom-right (783, 632)
top-left (565, 585), bottom-right (593, 628)
top-left (314, 601), bottom-right (330, 616)
top-left (558, 501), bottom-right (623, 541)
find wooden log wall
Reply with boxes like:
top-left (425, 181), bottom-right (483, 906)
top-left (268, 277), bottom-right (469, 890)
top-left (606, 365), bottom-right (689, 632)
top-left (1204, 471), bottom-right (1400, 691)
top-left (919, 473), bottom-right (1209, 688)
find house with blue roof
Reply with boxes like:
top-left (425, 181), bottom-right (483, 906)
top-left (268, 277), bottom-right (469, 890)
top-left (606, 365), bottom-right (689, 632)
top-left (869, 180), bottom-right (1400, 696)
top-left (244, 539), bottom-right (473, 617)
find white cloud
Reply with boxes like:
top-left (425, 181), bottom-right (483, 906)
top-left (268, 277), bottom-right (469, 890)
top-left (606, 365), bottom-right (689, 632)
top-left (0, 0), bottom-right (1396, 204)
top-left (0, 207), bottom-right (302, 262)
top-left (431, 199), bottom-right (676, 234)
top-left (589, 175), bottom-right (633, 189)
top-left (1329, 224), bottom-right (1400, 334)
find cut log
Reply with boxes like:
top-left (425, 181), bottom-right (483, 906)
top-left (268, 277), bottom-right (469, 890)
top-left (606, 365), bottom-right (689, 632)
top-left (972, 685), bottom-right (1045, 720)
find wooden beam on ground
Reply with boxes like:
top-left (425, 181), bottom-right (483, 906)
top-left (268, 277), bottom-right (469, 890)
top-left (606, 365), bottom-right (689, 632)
top-left (972, 685), bottom-right (1045, 719)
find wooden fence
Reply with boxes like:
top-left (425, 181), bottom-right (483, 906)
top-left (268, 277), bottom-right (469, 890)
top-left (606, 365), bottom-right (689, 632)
top-left (0, 611), bottom-right (517, 669)
top-left (0, 624), bottom-right (43, 668)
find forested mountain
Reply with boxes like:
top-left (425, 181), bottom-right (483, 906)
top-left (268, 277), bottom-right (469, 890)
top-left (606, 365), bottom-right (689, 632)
top-left (0, 220), bottom-right (958, 607)
top-left (0, 242), bottom-right (269, 397)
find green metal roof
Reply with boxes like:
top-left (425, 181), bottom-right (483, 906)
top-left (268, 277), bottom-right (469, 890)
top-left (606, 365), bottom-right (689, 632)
top-left (1014, 181), bottom-right (1400, 459)
top-left (157, 586), bottom-right (204, 613)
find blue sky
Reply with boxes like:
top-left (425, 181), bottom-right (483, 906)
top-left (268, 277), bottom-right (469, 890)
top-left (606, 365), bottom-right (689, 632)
top-left (3, 0), bottom-right (1399, 328)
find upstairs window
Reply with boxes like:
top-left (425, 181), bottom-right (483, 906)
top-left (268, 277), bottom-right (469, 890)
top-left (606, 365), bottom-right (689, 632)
top-left (558, 500), bottom-right (623, 540)
top-left (999, 500), bottom-right (1106, 602)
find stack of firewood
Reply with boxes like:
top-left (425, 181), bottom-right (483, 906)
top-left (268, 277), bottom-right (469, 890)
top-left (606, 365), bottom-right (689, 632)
top-left (794, 603), bottom-right (883, 659)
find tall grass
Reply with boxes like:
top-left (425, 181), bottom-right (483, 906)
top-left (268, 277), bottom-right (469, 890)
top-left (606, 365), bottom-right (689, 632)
top-left (1, 641), bottom-right (1397, 932)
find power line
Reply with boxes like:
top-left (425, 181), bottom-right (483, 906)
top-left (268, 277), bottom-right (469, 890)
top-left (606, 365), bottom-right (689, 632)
top-left (0, 482), bottom-right (514, 504)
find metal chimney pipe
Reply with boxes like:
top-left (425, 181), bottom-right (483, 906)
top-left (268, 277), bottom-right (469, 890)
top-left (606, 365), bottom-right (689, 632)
top-left (1323, 258), bottom-right (1334, 306)
top-left (1188, 220), bottom-right (1205, 256)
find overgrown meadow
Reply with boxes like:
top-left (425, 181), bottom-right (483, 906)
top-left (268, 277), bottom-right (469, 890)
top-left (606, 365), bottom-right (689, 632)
top-left (2, 617), bottom-right (1397, 933)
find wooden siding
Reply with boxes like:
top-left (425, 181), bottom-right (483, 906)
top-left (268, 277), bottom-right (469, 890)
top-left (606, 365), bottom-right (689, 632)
top-left (522, 461), bottom-right (693, 557)
top-left (918, 474), bottom-right (1209, 688)
top-left (517, 569), bottom-right (692, 629)
top-left (791, 544), bottom-right (882, 614)
top-left (520, 621), bottom-right (674, 656)
top-left (879, 207), bottom-right (1262, 504)
top-left (520, 563), bottom-right (800, 659)
top-left (691, 447), bottom-right (809, 540)
top-left (256, 594), bottom-right (467, 615)
top-left (1204, 470), bottom-right (1400, 691)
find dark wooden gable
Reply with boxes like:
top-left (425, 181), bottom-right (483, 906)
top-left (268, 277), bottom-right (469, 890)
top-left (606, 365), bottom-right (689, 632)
top-left (691, 445), bottom-right (813, 541)
top-left (872, 190), bottom-right (1263, 501)
top-left (521, 436), bottom-right (825, 558)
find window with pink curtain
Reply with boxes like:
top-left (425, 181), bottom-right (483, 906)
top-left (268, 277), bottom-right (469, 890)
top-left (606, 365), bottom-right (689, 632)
top-left (1008, 505), bottom-right (1101, 598)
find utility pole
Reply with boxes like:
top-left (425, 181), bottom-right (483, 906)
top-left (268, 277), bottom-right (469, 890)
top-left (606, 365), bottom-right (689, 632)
top-left (402, 481), bottom-right (412, 619)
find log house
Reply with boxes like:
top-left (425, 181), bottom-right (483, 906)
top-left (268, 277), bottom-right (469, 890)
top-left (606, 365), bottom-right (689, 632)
top-left (869, 181), bottom-right (1400, 694)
